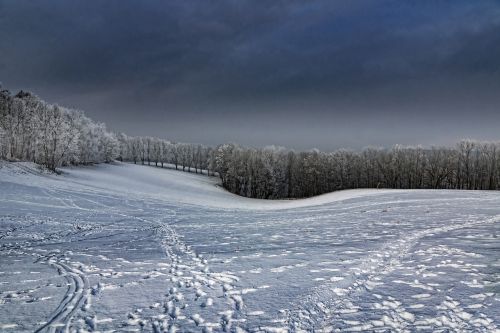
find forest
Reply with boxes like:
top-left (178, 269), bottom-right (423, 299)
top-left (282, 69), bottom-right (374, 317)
top-left (1, 87), bottom-right (499, 199)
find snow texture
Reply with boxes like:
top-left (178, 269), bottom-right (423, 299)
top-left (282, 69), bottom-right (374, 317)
top-left (0, 162), bottom-right (499, 332)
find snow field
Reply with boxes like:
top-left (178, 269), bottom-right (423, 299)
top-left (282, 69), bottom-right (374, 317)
top-left (0, 162), bottom-right (498, 332)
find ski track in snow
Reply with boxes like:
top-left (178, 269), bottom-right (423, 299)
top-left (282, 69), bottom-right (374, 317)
top-left (0, 162), bottom-right (499, 332)
top-left (33, 256), bottom-right (90, 333)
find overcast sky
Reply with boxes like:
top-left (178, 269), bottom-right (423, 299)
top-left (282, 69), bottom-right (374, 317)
top-left (1, 0), bottom-right (499, 150)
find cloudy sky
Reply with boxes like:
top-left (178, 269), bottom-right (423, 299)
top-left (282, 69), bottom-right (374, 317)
top-left (1, 0), bottom-right (499, 150)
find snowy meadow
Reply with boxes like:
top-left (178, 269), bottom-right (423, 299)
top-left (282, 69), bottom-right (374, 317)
top-left (0, 162), bottom-right (498, 332)
top-left (2, 1), bottom-right (500, 331)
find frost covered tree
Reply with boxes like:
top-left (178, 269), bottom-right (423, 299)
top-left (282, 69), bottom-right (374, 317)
top-left (0, 88), bottom-right (119, 170)
top-left (209, 141), bottom-right (500, 199)
top-left (1, 85), bottom-right (499, 197)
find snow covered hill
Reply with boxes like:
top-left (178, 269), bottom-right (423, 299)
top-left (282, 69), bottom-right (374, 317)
top-left (1, 162), bottom-right (404, 210)
top-left (0, 162), bottom-right (498, 332)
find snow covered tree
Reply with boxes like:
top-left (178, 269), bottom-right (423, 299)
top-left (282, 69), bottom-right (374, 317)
top-left (1, 84), bottom-right (499, 196)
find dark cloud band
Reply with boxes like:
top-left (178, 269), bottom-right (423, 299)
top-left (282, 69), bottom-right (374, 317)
top-left (1, 0), bottom-right (499, 149)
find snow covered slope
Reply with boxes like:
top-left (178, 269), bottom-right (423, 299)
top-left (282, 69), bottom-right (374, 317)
top-left (0, 162), bottom-right (499, 332)
top-left (4, 162), bottom-right (402, 210)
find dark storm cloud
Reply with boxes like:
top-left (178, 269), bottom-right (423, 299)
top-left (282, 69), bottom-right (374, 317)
top-left (1, 0), bottom-right (500, 149)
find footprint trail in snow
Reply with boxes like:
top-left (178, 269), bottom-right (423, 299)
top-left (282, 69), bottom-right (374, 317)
top-left (0, 162), bottom-right (498, 332)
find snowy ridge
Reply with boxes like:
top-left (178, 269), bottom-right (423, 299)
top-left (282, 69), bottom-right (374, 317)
top-left (0, 162), bottom-right (405, 210)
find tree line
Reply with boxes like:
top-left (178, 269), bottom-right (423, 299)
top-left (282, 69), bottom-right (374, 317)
top-left (0, 88), bottom-right (214, 174)
top-left (1, 87), bottom-right (499, 198)
top-left (214, 141), bottom-right (500, 199)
